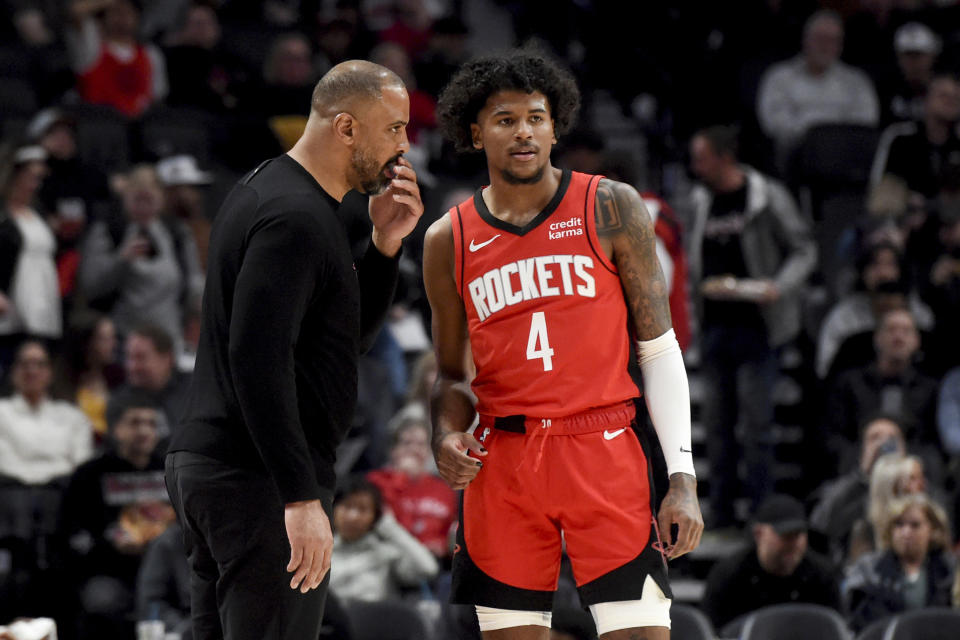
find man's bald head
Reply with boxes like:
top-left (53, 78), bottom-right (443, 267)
top-left (311, 60), bottom-right (405, 116)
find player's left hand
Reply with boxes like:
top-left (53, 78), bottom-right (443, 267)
top-left (657, 472), bottom-right (703, 559)
top-left (370, 157), bottom-right (423, 257)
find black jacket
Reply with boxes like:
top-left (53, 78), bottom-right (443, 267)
top-left (844, 549), bottom-right (956, 631)
top-left (702, 545), bottom-right (843, 630)
top-left (0, 212), bottom-right (23, 293)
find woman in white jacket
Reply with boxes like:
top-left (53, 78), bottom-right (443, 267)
top-left (330, 476), bottom-right (438, 602)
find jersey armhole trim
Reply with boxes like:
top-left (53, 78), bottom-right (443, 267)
top-left (453, 205), bottom-right (466, 300)
top-left (584, 175), bottom-right (619, 275)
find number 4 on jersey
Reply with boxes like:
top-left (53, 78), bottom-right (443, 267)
top-left (526, 311), bottom-right (554, 371)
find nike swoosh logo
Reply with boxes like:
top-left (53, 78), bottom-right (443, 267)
top-left (603, 428), bottom-right (627, 440)
top-left (469, 234), bottom-right (501, 252)
top-left (680, 446), bottom-right (692, 453)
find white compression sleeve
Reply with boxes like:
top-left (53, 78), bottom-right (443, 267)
top-left (636, 329), bottom-right (696, 477)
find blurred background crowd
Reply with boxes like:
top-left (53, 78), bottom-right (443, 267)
top-left (2, 0), bottom-right (960, 639)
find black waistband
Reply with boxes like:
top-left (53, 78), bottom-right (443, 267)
top-left (492, 415), bottom-right (527, 433)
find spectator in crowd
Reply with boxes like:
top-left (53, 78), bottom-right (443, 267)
top-left (816, 241), bottom-right (934, 380)
top-left (0, 144), bottom-right (62, 373)
top-left (27, 107), bottom-right (110, 240)
top-left (377, 0), bottom-right (434, 60)
top-left (65, 0), bottom-right (168, 117)
top-left (0, 341), bottom-right (92, 559)
top-left (939, 365), bottom-right (960, 531)
top-left (825, 308), bottom-right (940, 471)
top-left (825, 278), bottom-right (928, 382)
top-left (917, 201), bottom-right (960, 374)
top-left (757, 9), bottom-right (880, 169)
top-left (844, 493), bottom-right (956, 632)
top-left (162, 0), bottom-right (252, 112)
top-left (811, 413), bottom-right (906, 565)
top-left (26, 109), bottom-right (108, 308)
top-left (367, 417), bottom-right (456, 559)
top-left (156, 154), bottom-right (212, 269)
top-left (329, 476), bottom-right (438, 602)
top-left (252, 32), bottom-right (317, 118)
top-left (701, 494), bottom-right (842, 634)
top-left (311, 2), bottom-right (378, 68)
top-left (369, 42), bottom-right (436, 145)
top-left (60, 390), bottom-right (174, 640)
top-left (0, 341), bottom-right (93, 488)
top-left (688, 124), bottom-right (817, 528)
top-left (386, 349), bottom-right (434, 426)
top-left (58, 313), bottom-right (124, 442)
top-left (135, 522), bottom-right (190, 639)
top-left (872, 71), bottom-right (960, 199)
top-left (879, 22), bottom-right (942, 126)
top-left (77, 164), bottom-right (203, 353)
top-left (855, 453), bottom-right (935, 560)
top-left (939, 366), bottom-right (960, 458)
top-left (412, 15), bottom-right (470, 100)
top-left (109, 324), bottom-right (190, 437)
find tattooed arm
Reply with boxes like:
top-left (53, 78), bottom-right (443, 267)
top-left (595, 179), bottom-right (704, 558)
top-left (594, 180), bottom-right (672, 340)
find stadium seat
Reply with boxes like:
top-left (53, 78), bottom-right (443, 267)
top-left (739, 603), bottom-right (851, 640)
top-left (671, 603), bottom-right (715, 640)
top-left (854, 616), bottom-right (891, 640)
top-left (882, 607), bottom-right (960, 640)
top-left (345, 599), bottom-right (427, 640)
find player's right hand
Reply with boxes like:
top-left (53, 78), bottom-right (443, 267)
top-left (284, 499), bottom-right (333, 593)
top-left (434, 431), bottom-right (487, 490)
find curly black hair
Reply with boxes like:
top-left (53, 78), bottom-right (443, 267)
top-left (437, 50), bottom-right (581, 153)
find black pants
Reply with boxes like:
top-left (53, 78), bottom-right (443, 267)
top-left (700, 325), bottom-right (779, 528)
top-left (165, 451), bottom-right (333, 640)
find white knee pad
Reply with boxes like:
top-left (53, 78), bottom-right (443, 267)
top-left (588, 575), bottom-right (672, 635)
top-left (475, 606), bottom-right (552, 631)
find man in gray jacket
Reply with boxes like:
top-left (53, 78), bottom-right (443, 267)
top-left (688, 125), bottom-right (817, 529)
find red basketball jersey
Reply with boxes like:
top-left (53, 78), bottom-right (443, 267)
top-left (451, 170), bottom-right (639, 418)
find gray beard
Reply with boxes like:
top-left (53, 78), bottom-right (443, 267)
top-left (352, 150), bottom-right (392, 195)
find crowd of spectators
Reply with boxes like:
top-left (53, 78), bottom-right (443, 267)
top-left (2, 1), bottom-right (960, 639)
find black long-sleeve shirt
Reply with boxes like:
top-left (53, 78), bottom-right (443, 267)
top-left (168, 154), bottom-right (399, 503)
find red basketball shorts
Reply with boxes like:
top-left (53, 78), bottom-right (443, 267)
top-left (450, 400), bottom-right (672, 610)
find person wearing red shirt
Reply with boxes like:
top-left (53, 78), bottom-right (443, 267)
top-left (367, 417), bottom-right (456, 559)
top-left (66, 0), bottom-right (168, 117)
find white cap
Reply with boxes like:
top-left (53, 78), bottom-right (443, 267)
top-left (156, 154), bottom-right (212, 186)
top-left (13, 145), bottom-right (48, 165)
top-left (895, 22), bottom-right (941, 54)
top-left (25, 107), bottom-right (73, 141)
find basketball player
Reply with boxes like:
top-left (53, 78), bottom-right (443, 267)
top-left (423, 52), bottom-right (703, 640)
